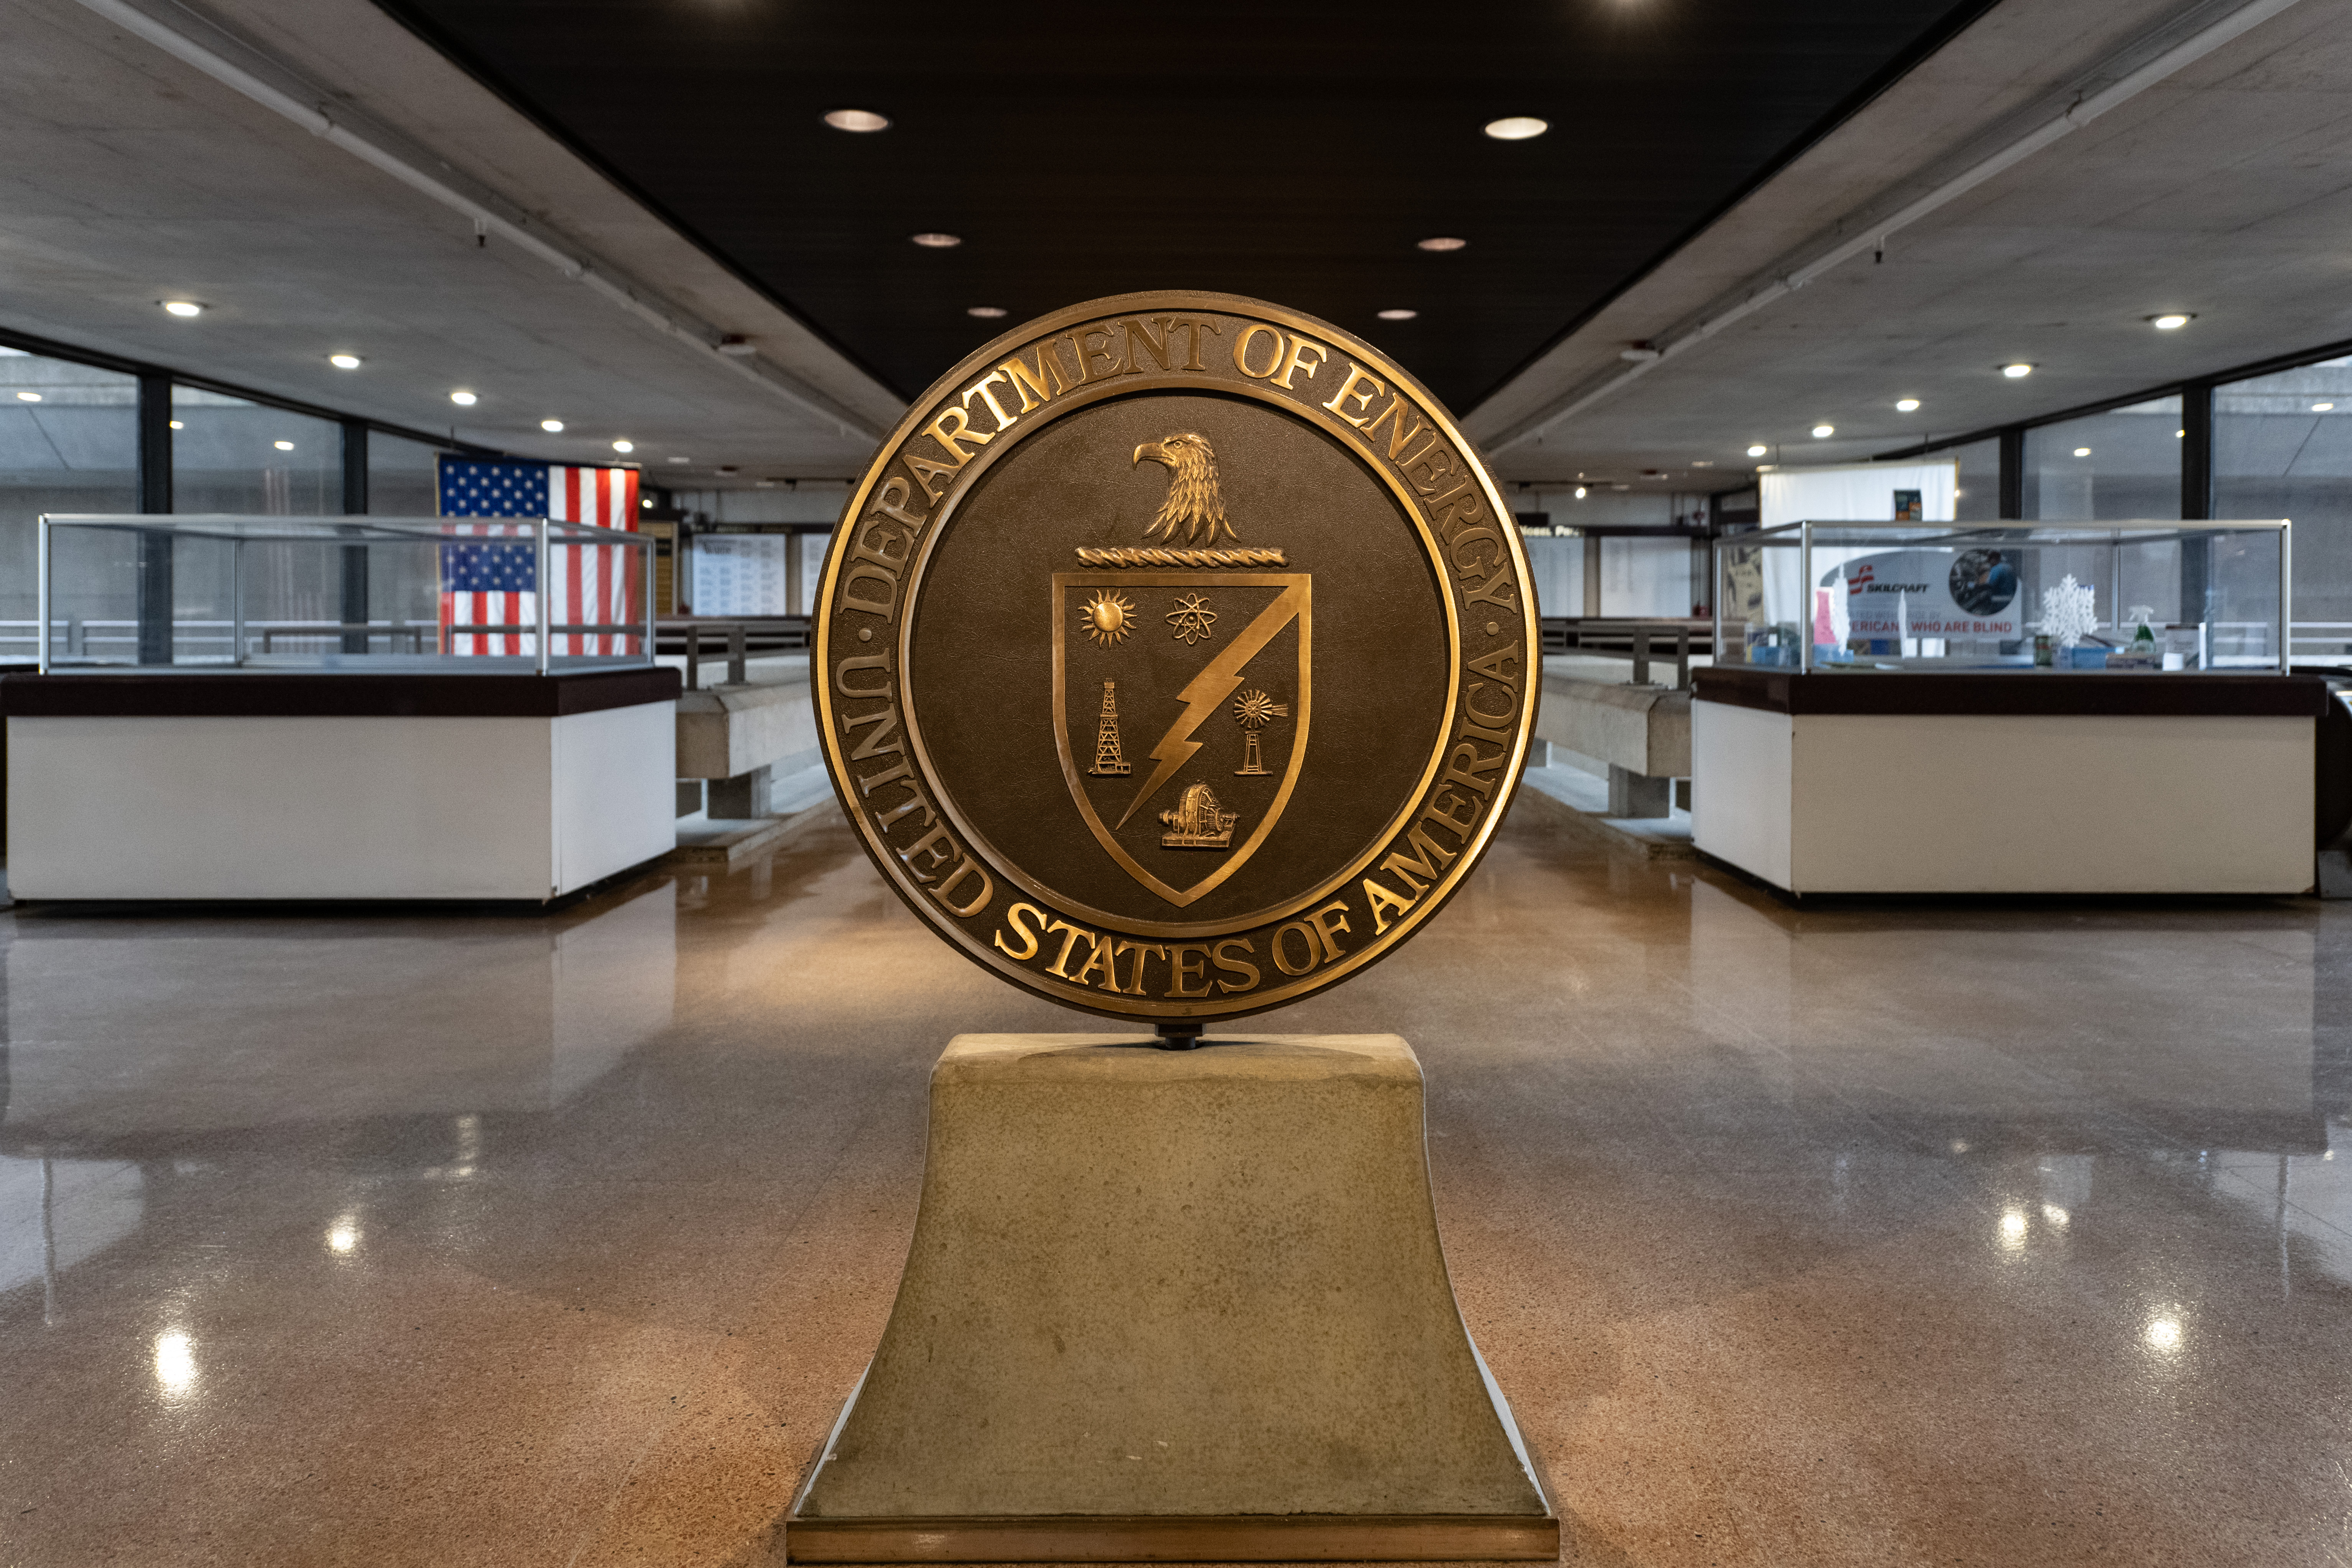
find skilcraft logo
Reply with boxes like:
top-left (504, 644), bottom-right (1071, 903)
top-left (1845, 560), bottom-right (1928, 595)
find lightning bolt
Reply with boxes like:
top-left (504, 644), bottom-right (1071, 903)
top-left (1117, 582), bottom-right (1306, 830)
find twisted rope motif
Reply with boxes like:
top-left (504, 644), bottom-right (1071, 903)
top-left (1074, 547), bottom-right (1288, 568)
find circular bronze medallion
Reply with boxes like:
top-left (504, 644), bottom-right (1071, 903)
top-left (815, 291), bottom-right (1538, 1021)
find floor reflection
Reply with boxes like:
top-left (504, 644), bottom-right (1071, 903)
top-left (2, 811), bottom-right (2350, 1566)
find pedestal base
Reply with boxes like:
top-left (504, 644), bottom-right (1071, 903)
top-left (785, 1034), bottom-right (1556, 1563)
top-left (786, 1512), bottom-right (1560, 1563)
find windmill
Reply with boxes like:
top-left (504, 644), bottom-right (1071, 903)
top-left (1232, 688), bottom-right (1288, 776)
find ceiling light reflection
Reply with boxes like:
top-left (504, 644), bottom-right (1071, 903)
top-left (450, 390), bottom-right (477, 406)
top-left (2002, 363), bottom-right (2033, 378)
top-left (2145, 1313), bottom-right (2183, 1351)
top-left (162, 301), bottom-right (203, 318)
top-left (612, 440), bottom-right (634, 453)
top-left (328, 354), bottom-right (362, 370)
top-left (2074, 447), bottom-right (2092, 457)
top-left (540, 419), bottom-right (564, 433)
top-left (1483, 116), bottom-right (1548, 141)
top-left (1811, 424), bottom-right (1835, 438)
top-left (2041, 1204), bottom-right (2070, 1228)
top-left (327, 1219), bottom-right (359, 1254)
top-left (154, 1331), bottom-right (196, 1395)
top-left (2315, 402), bottom-right (2336, 413)
top-left (967, 306), bottom-right (1007, 319)
top-left (1746, 444), bottom-right (1768, 457)
top-left (823, 109), bottom-right (889, 133)
top-left (273, 440), bottom-right (295, 451)
top-left (16, 392), bottom-right (40, 402)
top-left (1895, 398), bottom-right (1920, 412)
top-left (1377, 309), bottom-right (1418, 321)
top-left (1999, 1207), bottom-right (2028, 1250)
top-left (910, 232), bottom-right (962, 249)
top-left (2150, 314), bottom-right (2192, 330)
top-left (1416, 237), bottom-right (1467, 252)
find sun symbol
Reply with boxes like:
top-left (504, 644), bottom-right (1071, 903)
top-left (1080, 588), bottom-right (1136, 647)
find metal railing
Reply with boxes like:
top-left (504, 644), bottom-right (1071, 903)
top-left (0, 618), bottom-right (636, 662)
top-left (657, 618), bottom-right (810, 688)
top-left (1538, 618), bottom-right (1710, 688)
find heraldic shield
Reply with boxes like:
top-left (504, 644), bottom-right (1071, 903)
top-left (1051, 570), bottom-right (1310, 908)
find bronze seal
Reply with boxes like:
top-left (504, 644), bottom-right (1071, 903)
top-left (814, 291), bottom-right (1538, 1021)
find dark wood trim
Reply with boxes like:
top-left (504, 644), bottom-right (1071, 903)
top-left (0, 667), bottom-right (680, 719)
top-left (1692, 666), bottom-right (2329, 718)
top-left (782, 1512), bottom-right (1561, 1564)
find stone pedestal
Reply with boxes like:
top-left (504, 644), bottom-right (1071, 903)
top-left (785, 1034), bottom-right (1555, 1563)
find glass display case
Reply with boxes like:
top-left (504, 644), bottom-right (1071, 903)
top-left (1714, 520), bottom-right (2289, 674)
top-left (33, 514), bottom-right (654, 673)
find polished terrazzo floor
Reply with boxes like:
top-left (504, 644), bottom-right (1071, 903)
top-left (3, 800), bottom-right (2349, 1566)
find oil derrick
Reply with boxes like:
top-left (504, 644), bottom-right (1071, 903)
top-left (1091, 680), bottom-right (1132, 776)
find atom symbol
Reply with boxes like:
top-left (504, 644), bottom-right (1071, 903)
top-left (1080, 588), bottom-right (1136, 647)
top-left (1167, 592), bottom-right (1217, 645)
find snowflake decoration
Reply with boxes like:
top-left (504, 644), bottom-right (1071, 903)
top-left (2040, 573), bottom-right (2099, 648)
top-left (1167, 592), bottom-right (1217, 645)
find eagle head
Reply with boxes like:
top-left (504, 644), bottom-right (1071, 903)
top-left (1133, 432), bottom-right (1235, 545)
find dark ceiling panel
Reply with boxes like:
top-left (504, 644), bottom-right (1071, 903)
top-left (372, 0), bottom-right (1990, 414)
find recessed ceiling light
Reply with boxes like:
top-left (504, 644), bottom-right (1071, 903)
top-left (1747, 444), bottom-right (1768, 457)
top-left (911, 232), bottom-right (962, 249)
top-left (162, 300), bottom-right (203, 317)
top-left (612, 440), bottom-right (634, 453)
top-left (1416, 236), bottom-right (1467, 252)
top-left (2074, 446), bottom-right (2092, 457)
top-left (273, 440), bottom-right (295, 451)
top-left (967, 306), bottom-right (1007, 319)
top-left (450, 390), bottom-right (477, 406)
top-left (667, 455), bottom-right (690, 464)
top-left (328, 353), bottom-right (362, 370)
top-left (1573, 486), bottom-right (1587, 499)
top-left (2002, 362), bottom-right (2034, 378)
top-left (1483, 116), bottom-right (1548, 141)
top-left (2315, 402), bottom-right (2336, 413)
top-left (2149, 313), bottom-right (2193, 330)
top-left (541, 418), bottom-right (564, 432)
top-left (1812, 424), bottom-right (1835, 438)
top-left (15, 391), bottom-right (40, 402)
top-left (168, 419), bottom-right (183, 430)
top-left (1895, 397), bottom-right (1920, 412)
top-left (824, 108), bottom-right (890, 133)
top-left (1692, 460), bottom-right (1714, 467)
top-left (1377, 308), bottom-right (1418, 321)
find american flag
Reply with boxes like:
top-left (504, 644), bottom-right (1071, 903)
top-left (436, 457), bottom-right (642, 656)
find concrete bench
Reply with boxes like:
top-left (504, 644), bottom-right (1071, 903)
top-left (1536, 666), bottom-right (1692, 816)
top-left (674, 657), bottom-right (817, 817)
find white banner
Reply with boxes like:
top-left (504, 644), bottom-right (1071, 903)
top-left (1823, 547), bottom-right (2022, 640)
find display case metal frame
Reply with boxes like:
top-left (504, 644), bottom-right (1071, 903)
top-left (36, 512), bottom-right (655, 675)
top-left (1713, 518), bottom-right (2291, 676)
